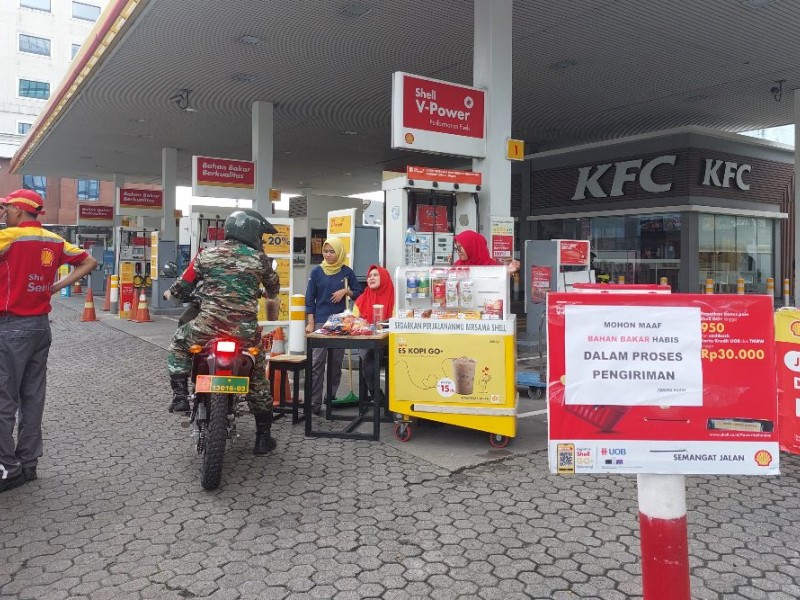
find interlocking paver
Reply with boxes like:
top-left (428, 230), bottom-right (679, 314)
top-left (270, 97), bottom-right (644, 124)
top-left (1, 303), bottom-right (800, 598)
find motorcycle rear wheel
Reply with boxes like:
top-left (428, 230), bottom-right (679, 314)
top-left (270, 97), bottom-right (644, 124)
top-left (200, 394), bottom-right (228, 490)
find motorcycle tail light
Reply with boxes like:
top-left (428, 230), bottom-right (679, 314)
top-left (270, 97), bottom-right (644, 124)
top-left (216, 341), bottom-right (237, 354)
top-left (189, 344), bottom-right (203, 354)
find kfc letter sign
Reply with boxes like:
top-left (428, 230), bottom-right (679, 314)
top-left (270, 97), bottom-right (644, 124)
top-left (392, 72), bottom-right (486, 158)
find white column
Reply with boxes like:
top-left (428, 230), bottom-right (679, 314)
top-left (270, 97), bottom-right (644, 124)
top-left (161, 147), bottom-right (178, 241)
top-left (252, 100), bottom-right (274, 215)
top-left (794, 90), bottom-right (800, 304)
top-left (472, 0), bottom-right (513, 237)
top-left (112, 173), bottom-right (124, 271)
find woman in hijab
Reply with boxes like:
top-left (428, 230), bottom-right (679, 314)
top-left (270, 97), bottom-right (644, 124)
top-left (353, 264), bottom-right (395, 401)
top-left (305, 238), bottom-right (362, 414)
top-left (453, 229), bottom-right (520, 273)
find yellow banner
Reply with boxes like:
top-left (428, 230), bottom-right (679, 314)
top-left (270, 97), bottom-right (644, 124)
top-left (263, 224), bottom-right (291, 255)
top-left (119, 261), bottom-right (135, 284)
top-left (275, 257), bottom-right (291, 287)
top-left (328, 214), bottom-right (351, 234)
top-left (390, 331), bottom-right (512, 405)
top-left (775, 309), bottom-right (800, 343)
top-left (150, 232), bottom-right (159, 280)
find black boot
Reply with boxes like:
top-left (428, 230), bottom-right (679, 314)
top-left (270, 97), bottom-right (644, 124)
top-left (253, 413), bottom-right (277, 455)
top-left (169, 374), bottom-right (190, 413)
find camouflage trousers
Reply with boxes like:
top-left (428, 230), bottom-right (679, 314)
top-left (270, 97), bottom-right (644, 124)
top-left (167, 317), bottom-right (272, 417)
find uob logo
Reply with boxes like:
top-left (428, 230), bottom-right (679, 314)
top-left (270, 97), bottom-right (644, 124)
top-left (601, 448), bottom-right (626, 456)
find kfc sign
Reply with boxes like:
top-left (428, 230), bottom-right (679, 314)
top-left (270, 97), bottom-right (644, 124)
top-left (701, 159), bottom-right (751, 190)
top-left (392, 72), bottom-right (486, 158)
top-left (572, 155), bottom-right (676, 200)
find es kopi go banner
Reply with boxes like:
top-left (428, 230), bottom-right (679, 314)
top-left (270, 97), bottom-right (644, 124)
top-left (547, 293), bottom-right (778, 476)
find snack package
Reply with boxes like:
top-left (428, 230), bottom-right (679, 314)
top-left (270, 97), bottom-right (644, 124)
top-left (483, 299), bottom-right (504, 319)
top-left (446, 279), bottom-right (459, 308)
top-left (431, 278), bottom-right (446, 307)
top-left (320, 311), bottom-right (370, 334)
top-left (459, 279), bottom-right (474, 307)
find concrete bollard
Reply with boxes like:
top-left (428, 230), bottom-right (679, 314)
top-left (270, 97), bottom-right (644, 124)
top-left (737, 277), bottom-right (745, 295)
top-left (289, 294), bottom-right (306, 354)
top-left (767, 277), bottom-right (775, 297)
top-left (618, 275), bottom-right (625, 285)
top-left (784, 278), bottom-right (790, 306)
top-left (705, 278), bottom-right (714, 294)
top-left (110, 275), bottom-right (119, 315)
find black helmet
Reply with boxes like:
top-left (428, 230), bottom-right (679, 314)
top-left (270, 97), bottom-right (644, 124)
top-left (224, 209), bottom-right (277, 250)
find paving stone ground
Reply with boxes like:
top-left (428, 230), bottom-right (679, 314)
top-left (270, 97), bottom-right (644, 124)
top-left (1, 303), bottom-right (800, 599)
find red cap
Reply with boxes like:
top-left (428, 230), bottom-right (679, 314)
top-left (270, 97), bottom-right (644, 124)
top-left (1, 189), bottom-right (46, 216)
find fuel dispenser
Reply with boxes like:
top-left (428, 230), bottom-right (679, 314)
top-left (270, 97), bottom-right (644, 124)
top-left (383, 168), bottom-right (479, 276)
top-left (114, 226), bottom-right (154, 318)
top-left (524, 239), bottom-right (593, 344)
top-left (187, 207), bottom-right (235, 257)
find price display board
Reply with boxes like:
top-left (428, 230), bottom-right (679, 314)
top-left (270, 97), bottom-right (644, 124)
top-left (547, 293), bottom-right (778, 475)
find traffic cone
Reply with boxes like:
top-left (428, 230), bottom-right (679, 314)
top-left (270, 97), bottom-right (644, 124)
top-left (270, 326), bottom-right (286, 356)
top-left (81, 288), bottom-right (98, 322)
top-left (131, 289), bottom-right (152, 322)
top-left (100, 276), bottom-right (111, 311)
top-left (72, 279), bottom-right (83, 295)
top-left (127, 287), bottom-right (140, 321)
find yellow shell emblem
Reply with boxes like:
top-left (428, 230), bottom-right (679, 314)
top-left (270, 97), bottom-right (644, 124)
top-left (40, 248), bottom-right (55, 267)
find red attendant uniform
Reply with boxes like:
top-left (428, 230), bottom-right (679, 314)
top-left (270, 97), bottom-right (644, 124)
top-left (0, 222), bottom-right (88, 316)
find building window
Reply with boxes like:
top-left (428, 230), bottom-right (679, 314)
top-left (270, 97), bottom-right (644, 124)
top-left (72, 1), bottom-right (101, 21)
top-left (698, 214), bottom-right (773, 294)
top-left (19, 34), bottom-right (51, 57)
top-left (20, 0), bottom-right (51, 12)
top-left (17, 122), bottom-right (33, 135)
top-left (19, 79), bottom-right (50, 100)
top-left (22, 175), bottom-right (47, 199)
top-left (77, 179), bottom-right (100, 201)
top-left (71, 44), bottom-right (81, 59)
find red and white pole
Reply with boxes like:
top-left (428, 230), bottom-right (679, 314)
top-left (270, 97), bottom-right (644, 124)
top-left (637, 474), bottom-right (691, 600)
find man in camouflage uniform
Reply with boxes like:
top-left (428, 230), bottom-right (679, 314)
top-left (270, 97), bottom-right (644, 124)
top-left (165, 209), bottom-right (281, 455)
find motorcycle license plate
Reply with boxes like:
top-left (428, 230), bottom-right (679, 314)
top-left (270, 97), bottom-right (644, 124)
top-left (195, 375), bottom-right (250, 394)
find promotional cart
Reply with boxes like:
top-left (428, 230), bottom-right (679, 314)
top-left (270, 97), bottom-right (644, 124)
top-left (388, 265), bottom-right (516, 447)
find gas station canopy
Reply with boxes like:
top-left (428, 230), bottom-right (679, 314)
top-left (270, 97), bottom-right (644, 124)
top-left (11, 0), bottom-right (800, 196)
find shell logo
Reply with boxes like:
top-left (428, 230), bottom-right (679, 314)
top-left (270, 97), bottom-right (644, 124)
top-left (40, 248), bottom-right (55, 267)
top-left (754, 450), bottom-right (773, 467)
top-left (404, 133), bottom-right (415, 144)
top-left (790, 321), bottom-right (800, 336)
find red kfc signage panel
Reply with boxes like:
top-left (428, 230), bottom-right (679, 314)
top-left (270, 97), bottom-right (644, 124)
top-left (195, 157), bottom-right (255, 188)
top-left (120, 188), bottom-right (163, 209)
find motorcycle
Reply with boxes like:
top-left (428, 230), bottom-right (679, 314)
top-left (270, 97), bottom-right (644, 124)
top-left (187, 337), bottom-right (260, 490)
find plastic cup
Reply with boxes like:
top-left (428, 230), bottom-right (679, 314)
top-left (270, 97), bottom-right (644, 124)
top-left (451, 357), bottom-right (477, 395)
top-left (266, 298), bottom-right (280, 321)
top-left (373, 304), bottom-right (384, 328)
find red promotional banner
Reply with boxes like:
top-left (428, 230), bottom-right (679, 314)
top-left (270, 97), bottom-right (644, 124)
top-left (195, 156), bottom-right (255, 188)
top-left (120, 188), bottom-right (163, 209)
top-left (559, 240), bottom-right (590, 266)
top-left (401, 75), bottom-right (485, 139)
top-left (415, 205), bottom-right (448, 232)
top-left (530, 266), bottom-right (551, 303)
top-left (78, 205), bottom-right (113, 220)
top-left (775, 309), bottom-right (800, 454)
top-left (547, 293), bottom-right (778, 475)
top-left (406, 166), bottom-right (482, 186)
